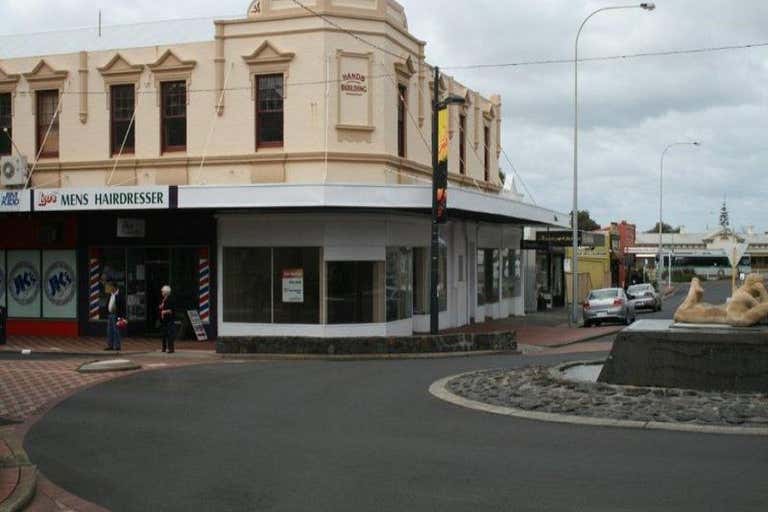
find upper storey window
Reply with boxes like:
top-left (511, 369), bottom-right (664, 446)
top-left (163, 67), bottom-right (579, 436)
top-left (161, 81), bottom-right (187, 153)
top-left (111, 84), bottom-right (135, 155)
top-left (256, 74), bottom-right (284, 148)
top-left (36, 90), bottom-right (60, 158)
top-left (0, 93), bottom-right (11, 155)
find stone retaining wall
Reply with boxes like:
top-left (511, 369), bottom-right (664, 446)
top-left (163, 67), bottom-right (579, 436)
top-left (599, 320), bottom-right (768, 393)
top-left (217, 331), bottom-right (516, 355)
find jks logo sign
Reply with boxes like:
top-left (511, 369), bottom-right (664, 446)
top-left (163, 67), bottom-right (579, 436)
top-left (44, 262), bottom-right (76, 306)
top-left (37, 192), bottom-right (59, 208)
top-left (0, 192), bottom-right (20, 207)
top-left (9, 262), bottom-right (40, 306)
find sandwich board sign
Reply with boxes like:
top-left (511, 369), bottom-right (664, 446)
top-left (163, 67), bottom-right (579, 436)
top-left (187, 310), bottom-right (209, 341)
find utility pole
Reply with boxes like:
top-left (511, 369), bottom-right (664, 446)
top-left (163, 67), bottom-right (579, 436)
top-left (429, 66), bottom-right (465, 335)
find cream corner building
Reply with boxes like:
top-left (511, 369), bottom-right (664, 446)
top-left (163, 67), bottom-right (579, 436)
top-left (2, 0), bottom-right (504, 190)
top-left (0, 0), bottom-right (568, 341)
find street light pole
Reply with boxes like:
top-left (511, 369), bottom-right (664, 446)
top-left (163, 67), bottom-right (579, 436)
top-left (430, 66), bottom-right (441, 335)
top-left (658, 141), bottom-right (700, 297)
top-left (571, 3), bottom-right (656, 326)
top-left (430, 67), bottom-right (466, 335)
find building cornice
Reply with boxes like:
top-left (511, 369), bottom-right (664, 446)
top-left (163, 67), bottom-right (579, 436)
top-left (0, 66), bottom-right (21, 94)
top-left (30, 151), bottom-right (502, 193)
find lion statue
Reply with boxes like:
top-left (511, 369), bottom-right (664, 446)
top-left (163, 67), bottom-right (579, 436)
top-left (674, 273), bottom-right (768, 327)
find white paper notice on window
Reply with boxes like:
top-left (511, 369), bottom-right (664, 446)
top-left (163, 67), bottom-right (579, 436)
top-left (282, 269), bottom-right (304, 303)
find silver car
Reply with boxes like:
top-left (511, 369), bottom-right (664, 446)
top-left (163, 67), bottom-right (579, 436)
top-left (627, 283), bottom-right (661, 312)
top-left (583, 288), bottom-right (636, 327)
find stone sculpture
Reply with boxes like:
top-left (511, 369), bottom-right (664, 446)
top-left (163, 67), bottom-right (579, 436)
top-left (674, 274), bottom-right (768, 327)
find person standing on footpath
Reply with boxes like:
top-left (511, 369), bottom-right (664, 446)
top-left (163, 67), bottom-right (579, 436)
top-left (104, 281), bottom-right (126, 352)
top-left (159, 285), bottom-right (176, 353)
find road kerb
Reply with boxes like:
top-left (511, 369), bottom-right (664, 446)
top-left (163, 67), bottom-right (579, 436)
top-left (428, 373), bottom-right (768, 437)
top-left (0, 465), bottom-right (36, 512)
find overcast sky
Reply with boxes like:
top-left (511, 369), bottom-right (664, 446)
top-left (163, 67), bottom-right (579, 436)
top-left (1, 0), bottom-right (766, 233)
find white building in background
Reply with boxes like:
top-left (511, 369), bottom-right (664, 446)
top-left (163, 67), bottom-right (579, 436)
top-left (0, 0), bottom-right (567, 342)
top-left (630, 227), bottom-right (768, 278)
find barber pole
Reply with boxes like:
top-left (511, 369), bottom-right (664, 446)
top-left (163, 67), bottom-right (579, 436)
top-left (89, 252), bottom-right (101, 320)
top-left (198, 248), bottom-right (210, 324)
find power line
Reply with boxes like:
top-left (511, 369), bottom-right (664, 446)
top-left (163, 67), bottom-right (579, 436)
top-left (444, 42), bottom-right (768, 70)
top-left (9, 73), bottom-right (403, 96)
top-left (0, 12), bottom-right (242, 39)
top-left (500, 147), bottom-right (537, 205)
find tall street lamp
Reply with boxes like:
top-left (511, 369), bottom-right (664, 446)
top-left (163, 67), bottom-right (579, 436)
top-left (430, 66), bottom-right (466, 334)
top-left (571, 2), bottom-right (656, 325)
top-left (659, 141), bottom-right (701, 293)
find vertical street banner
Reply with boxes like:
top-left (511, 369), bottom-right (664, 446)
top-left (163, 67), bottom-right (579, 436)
top-left (436, 107), bottom-right (449, 223)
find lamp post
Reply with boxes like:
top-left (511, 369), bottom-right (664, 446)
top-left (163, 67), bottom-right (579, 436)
top-left (430, 66), bottom-right (466, 334)
top-left (659, 141), bottom-right (701, 294)
top-left (571, 3), bottom-right (655, 326)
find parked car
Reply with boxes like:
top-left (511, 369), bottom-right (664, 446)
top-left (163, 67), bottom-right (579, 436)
top-left (627, 283), bottom-right (662, 312)
top-left (583, 288), bottom-right (636, 327)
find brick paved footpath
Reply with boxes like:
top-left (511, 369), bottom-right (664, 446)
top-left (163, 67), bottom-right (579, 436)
top-left (2, 336), bottom-right (216, 356)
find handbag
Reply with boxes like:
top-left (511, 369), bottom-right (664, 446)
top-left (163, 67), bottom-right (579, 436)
top-left (116, 318), bottom-right (128, 329)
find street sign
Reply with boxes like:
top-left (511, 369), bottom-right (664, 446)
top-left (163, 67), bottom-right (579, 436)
top-left (536, 230), bottom-right (605, 248)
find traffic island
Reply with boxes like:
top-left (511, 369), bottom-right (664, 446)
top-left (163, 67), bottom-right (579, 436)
top-left (430, 363), bottom-right (768, 435)
top-left (217, 331), bottom-right (516, 356)
top-left (599, 320), bottom-right (768, 392)
top-left (77, 359), bottom-right (142, 374)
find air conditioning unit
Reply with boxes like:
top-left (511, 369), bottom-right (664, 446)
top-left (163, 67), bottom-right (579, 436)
top-left (0, 156), bottom-right (29, 187)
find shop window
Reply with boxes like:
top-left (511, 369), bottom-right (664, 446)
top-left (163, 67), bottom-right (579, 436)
top-left (459, 113), bottom-right (466, 175)
top-left (412, 244), bottom-right (447, 315)
top-left (111, 84), bottom-right (135, 155)
top-left (273, 248), bottom-right (320, 324)
top-left (502, 248), bottom-right (521, 299)
top-left (477, 248), bottom-right (500, 305)
top-left (327, 261), bottom-right (384, 324)
top-left (170, 248), bottom-right (200, 319)
top-left (36, 90), bottom-right (60, 158)
top-left (386, 247), bottom-right (413, 322)
top-left (223, 248), bottom-right (271, 323)
top-left (3, 250), bottom-right (77, 320)
top-left (223, 247), bottom-right (320, 324)
top-left (95, 249), bottom-right (127, 320)
top-left (256, 74), bottom-right (284, 148)
top-left (161, 81), bottom-right (187, 152)
top-left (0, 93), bottom-right (11, 156)
top-left (397, 84), bottom-right (407, 158)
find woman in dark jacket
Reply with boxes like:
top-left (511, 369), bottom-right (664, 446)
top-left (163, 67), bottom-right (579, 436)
top-left (159, 285), bottom-right (176, 353)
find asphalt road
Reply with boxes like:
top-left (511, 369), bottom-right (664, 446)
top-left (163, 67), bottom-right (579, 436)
top-left (640, 279), bottom-right (733, 320)
top-left (25, 350), bottom-right (768, 512)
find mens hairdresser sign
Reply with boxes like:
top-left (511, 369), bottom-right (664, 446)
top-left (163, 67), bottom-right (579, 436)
top-left (33, 186), bottom-right (171, 212)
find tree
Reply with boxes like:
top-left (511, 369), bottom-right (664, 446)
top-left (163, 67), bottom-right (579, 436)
top-left (646, 222), bottom-right (680, 234)
top-left (571, 210), bottom-right (601, 231)
top-left (719, 200), bottom-right (730, 231)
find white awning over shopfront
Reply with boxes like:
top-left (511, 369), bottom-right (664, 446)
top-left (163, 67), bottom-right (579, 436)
top-left (177, 184), bottom-right (568, 228)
